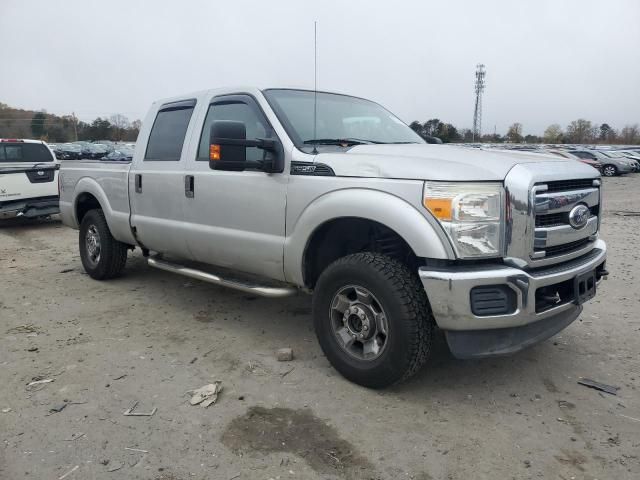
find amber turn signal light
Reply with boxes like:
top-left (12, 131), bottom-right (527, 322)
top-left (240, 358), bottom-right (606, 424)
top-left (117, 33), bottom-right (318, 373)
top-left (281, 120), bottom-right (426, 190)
top-left (209, 144), bottom-right (221, 161)
top-left (423, 198), bottom-right (453, 221)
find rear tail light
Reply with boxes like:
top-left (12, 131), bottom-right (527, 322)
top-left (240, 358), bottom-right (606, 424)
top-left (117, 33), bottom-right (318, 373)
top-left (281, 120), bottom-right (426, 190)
top-left (0, 139), bottom-right (24, 142)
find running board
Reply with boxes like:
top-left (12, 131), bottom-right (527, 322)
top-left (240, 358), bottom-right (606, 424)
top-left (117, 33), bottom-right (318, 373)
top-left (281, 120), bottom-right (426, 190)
top-left (147, 256), bottom-right (297, 298)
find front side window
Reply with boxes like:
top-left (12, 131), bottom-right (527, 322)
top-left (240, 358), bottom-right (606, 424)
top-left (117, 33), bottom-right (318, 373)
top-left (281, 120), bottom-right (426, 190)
top-left (145, 104), bottom-right (195, 161)
top-left (197, 100), bottom-right (269, 162)
top-left (0, 143), bottom-right (54, 163)
top-left (263, 89), bottom-right (424, 152)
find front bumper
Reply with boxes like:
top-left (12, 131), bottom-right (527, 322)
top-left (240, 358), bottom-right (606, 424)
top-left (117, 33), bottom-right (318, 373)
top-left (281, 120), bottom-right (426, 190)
top-left (419, 239), bottom-right (607, 358)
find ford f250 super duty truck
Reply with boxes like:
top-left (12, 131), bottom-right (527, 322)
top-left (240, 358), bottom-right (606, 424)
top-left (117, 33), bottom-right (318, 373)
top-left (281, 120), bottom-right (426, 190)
top-left (59, 87), bottom-right (607, 388)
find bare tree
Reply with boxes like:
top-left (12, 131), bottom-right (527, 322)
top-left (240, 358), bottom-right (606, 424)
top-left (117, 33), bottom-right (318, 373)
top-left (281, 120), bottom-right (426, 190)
top-left (506, 123), bottom-right (523, 143)
top-left (620, 124), bottom-right (639, 144)
top-left (110, 114), bottom-right (130, 141)
top-left (543, 124), bottom-right (563, 144)
top-left (110, 114), bottom-right (130, 130)
top-left (566, 119), bottom-right (595, 144)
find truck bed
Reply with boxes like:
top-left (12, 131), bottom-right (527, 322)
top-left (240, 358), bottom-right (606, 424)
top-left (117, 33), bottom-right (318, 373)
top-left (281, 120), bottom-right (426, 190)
top-left (59, 159), bottom-right (135, 244)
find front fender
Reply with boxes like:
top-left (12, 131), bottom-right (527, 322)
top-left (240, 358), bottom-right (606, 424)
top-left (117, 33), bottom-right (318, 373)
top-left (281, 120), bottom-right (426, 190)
top-left (283, 188), bottom-right (453, 285)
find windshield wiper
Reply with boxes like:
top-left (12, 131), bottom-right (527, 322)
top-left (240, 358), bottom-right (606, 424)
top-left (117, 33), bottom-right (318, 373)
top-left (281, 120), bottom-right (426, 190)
top-left (303, 138), bottom-right (385, 146)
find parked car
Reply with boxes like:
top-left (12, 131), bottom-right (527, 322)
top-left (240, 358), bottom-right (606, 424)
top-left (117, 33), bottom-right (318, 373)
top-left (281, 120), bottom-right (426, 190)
top-left (59, 87), bottom-right (607, 388)
top-left (545, 149), bottom-right (602, 172)
top-left (55, 143), bottom-right (84, 159)
top-left (102, 148), bottom-right (134, 161)
top-left (568, 149), bottom-right (634, 176)
top-left (604, 150), bottom-right (640, 172)
top-left (87, 143), bottom-right (110, 159)
top-left (0, 139), bottom-right (59, 219)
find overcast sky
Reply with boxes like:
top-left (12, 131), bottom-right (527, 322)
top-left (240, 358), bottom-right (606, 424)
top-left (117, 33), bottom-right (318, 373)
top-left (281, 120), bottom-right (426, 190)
top-left (1, 0), bottom-right (639, 134)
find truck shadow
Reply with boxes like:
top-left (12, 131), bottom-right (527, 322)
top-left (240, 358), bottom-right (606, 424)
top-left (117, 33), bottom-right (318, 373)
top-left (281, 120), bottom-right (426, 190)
top-left (117, 252), bottom-right (563, 397)
top-left (0, 215), bottom-right (62, 230)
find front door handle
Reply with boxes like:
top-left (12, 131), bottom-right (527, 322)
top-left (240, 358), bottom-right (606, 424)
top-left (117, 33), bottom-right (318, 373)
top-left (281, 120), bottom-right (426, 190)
top-left (185, 175), bottom-right (194, 198)
top-left (135, 174), bottom-right (142, 193)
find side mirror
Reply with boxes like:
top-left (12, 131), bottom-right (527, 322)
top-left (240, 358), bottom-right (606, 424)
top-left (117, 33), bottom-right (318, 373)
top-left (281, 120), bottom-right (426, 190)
top-left (209, 120), bottom-right (247, 171)
top-left (209, 120), bottom-right (284, 173)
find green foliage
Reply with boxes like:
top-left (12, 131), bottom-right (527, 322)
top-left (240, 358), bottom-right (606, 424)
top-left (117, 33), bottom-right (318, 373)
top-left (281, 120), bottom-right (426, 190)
top-left (31, 112), bottom-right (47, 138)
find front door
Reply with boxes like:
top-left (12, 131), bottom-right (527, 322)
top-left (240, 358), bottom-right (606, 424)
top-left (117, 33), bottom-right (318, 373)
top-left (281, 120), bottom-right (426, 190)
top-left (184, 94), bottom-right (288, 281)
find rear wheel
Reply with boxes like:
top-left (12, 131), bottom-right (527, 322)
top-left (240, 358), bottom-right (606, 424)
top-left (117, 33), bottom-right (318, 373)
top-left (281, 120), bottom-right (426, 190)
top-left (313, 252), bottom-right (433, 388)
top-left (79, 209), bottom-right (128, 279)
top-left (602, 164), bottom-right (617, 177)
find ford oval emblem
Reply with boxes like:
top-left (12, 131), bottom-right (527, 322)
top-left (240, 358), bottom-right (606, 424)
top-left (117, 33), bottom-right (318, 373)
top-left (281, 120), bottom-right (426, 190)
top-left (568, 204), bottom-right (590, 229)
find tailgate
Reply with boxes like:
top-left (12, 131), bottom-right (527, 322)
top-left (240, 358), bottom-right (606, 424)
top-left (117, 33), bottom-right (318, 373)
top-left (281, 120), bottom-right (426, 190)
top-left (0, 164), bottom-right (60, 202)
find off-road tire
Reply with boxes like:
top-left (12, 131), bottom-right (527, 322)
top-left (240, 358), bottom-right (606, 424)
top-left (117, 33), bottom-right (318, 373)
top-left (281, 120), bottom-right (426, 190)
top-left (313, 252), bottom-right (433, 388)
top-left (79, 209), bottom-right (128, 280)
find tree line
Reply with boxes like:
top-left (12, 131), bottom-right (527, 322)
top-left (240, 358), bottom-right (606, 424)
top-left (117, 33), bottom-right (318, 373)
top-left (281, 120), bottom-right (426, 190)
top-left (2, 101), bottom-right (638, 145)
top-left (409, 118), bottom-right (640, 144)
top-left (0, 102), bottom-right (141, 142)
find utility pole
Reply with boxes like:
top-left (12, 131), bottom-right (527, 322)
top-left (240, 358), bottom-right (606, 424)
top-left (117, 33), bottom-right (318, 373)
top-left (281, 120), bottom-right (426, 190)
top-left (72, 112), bottom-right (78, 141)
top-left (472, 64), bottom-right (486, 143)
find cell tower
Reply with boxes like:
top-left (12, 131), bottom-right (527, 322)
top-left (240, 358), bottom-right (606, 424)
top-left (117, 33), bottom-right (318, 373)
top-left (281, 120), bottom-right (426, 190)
top-left (472, 64), bottom-right (486, 142)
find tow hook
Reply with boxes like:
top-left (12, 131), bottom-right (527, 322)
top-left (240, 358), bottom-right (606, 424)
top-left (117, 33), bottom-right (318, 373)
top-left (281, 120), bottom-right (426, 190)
top-left (540, 292), bottom-right (561, 305)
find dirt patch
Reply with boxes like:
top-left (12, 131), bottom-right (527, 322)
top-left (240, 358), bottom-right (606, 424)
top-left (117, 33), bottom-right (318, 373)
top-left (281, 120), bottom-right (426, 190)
top-left (221, 406), bottom-right (376, 478)
top-left (543, 377), bottom-right (559, 393)
top-left (554, 450), bottom-right (588, 471)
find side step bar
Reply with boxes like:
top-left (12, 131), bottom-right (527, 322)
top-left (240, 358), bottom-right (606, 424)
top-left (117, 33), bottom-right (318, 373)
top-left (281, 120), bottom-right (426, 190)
top-left (147, 256), bottom-right (297, 298)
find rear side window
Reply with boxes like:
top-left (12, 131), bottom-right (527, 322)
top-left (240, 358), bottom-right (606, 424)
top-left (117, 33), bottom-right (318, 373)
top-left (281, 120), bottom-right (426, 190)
top-left (0, 143), bottom-right (54, 163)
top-left (144, 102), bottom-right (195, 161)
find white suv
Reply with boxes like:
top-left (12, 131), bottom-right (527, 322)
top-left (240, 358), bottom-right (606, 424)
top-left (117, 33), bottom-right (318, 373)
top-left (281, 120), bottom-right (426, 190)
top-left (0, 139), bottom-right (59, 219)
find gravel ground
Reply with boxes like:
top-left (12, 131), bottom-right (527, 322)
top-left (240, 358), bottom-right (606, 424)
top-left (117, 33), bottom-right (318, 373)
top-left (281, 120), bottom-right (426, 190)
top-left (1, 176), bottom-right (639, 480)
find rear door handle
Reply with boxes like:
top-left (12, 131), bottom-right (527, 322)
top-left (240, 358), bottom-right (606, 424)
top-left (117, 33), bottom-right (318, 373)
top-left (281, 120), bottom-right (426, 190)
top-left (185, 175), bottom-right (194, 198)
top-left (135, 174), bottom-right (142, 193)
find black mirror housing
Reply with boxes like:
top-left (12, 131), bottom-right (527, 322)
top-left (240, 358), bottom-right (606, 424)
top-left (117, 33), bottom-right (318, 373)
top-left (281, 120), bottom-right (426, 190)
top-left (209, 120), bottom-right (284, 173)
top-left (209, 121), bottom-right (247, 171)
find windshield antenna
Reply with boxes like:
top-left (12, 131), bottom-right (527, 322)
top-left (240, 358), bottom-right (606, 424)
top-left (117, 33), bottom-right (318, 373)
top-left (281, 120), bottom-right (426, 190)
top-left (312, 21), bottom-right (318, 155)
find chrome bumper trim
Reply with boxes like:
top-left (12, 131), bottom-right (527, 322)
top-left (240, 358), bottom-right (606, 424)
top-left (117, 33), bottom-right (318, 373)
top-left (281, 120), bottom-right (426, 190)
top-left (419, 239), bottom-right (606, 331)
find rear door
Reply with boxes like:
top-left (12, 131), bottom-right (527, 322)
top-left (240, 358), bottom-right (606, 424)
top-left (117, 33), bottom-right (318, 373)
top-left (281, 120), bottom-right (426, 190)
top-left (128, 100), bottom-right (197, 258)
top-left (183, 94), bottom-right (288, 281)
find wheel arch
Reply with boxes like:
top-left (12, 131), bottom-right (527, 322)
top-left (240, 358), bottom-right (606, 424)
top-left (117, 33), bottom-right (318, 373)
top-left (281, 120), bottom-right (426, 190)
top-left (72, 177), bottom-right (136, 245)
top-left (284, 188), bottom-right (452, 287)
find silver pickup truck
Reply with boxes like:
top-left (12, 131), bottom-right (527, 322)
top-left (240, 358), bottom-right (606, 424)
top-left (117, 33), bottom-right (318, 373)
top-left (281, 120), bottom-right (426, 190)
top-left (59, 87), bottom-right (607, 388)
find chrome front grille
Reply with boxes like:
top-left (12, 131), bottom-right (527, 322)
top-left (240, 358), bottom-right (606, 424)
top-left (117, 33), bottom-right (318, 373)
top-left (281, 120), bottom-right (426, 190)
top-left (535, 206), bottom-right (599, 228)
top-left (504, 162), bottom-right (601, 268)
top-left (532, 180), bottom-right (600, 260)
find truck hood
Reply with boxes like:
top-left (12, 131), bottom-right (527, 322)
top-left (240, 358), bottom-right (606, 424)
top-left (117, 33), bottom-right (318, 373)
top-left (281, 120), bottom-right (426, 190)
top-left (314, 144), bottom-right (577, 181)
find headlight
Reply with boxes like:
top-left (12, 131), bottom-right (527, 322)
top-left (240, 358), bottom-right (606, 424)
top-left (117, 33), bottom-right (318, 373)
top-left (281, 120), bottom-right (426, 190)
top-left (423, 181), bottom-right (504, 258)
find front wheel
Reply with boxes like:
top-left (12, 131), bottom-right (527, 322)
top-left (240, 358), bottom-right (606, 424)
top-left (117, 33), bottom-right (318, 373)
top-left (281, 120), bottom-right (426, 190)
top-left (313, 252), bottom-right (433, 388)
top-left (79, 209), bottom-right (128, 280)
top-left (602, 164), bottom-right (617, 177)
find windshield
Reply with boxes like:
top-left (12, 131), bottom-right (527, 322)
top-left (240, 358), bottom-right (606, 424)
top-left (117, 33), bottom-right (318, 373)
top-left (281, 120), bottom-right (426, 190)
top-left (263, 89), bottom-right (424, 151)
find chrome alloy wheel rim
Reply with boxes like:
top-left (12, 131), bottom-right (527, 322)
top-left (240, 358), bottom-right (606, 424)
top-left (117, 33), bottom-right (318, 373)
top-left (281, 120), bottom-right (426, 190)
top-left (85, 225), bottom-right (101, 266)
top-left (329, 285), bottom-right (389, 361)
